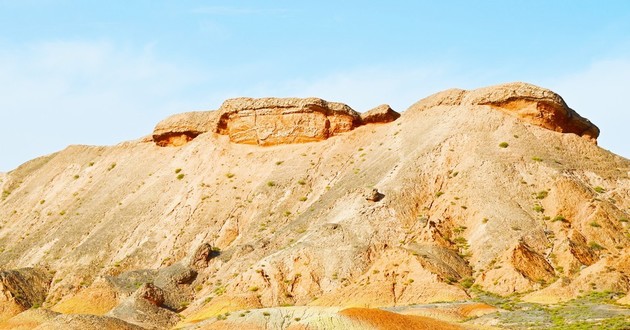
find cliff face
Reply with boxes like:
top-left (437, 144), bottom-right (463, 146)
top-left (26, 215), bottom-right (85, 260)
top-left (0, 82), bottom-right (628, 329)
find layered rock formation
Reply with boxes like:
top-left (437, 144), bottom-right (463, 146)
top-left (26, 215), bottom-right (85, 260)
top-left (215, 97), bottom-right (362, 145)
top-left (152, 111), bottom-right (218, 147)
top-left (360, 104), bottom-right (401, 124)
top-left (408, 82), bottom-right (600, 141)
top-left (1, 82), bottom-right (628, 329)
top-left (152, 97), bottom-right (400, 147)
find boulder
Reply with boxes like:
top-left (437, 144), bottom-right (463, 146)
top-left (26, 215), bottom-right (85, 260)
top-left (361, 104), bottom-right (400, 124)
top-left (152, 111), bottom-right (217, 147)
top-left (189, 243), bottom-right (219, 270)
top-left (215, 97), bottom-right (362, 145)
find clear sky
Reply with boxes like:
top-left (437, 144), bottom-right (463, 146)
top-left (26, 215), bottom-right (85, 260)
top-left (1, 1), bottom-right (629, 171)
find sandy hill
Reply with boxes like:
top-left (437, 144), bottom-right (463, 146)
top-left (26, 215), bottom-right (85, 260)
top-left (0, 82), bottom-right (629, 329)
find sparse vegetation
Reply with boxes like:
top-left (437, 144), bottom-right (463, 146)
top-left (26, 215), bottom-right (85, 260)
top-left (267, 181), bottom-right (276, 187)
top-left (226, 173), bottom-right (235, 178)
top-left (175, 168), bottom-right (182, 174)
top-left (107, 163), bottom-right (116, 171)
top-left (552, 215), bottom-right (567, 222)
top-left (73, 175), bottom-right (79, 179)
top-left (535, 190), bottom-right (548, 199)
top-left (589, 221), bottom-right (601, 228)
top-left (499, 142), bottom-right (509, 148)
top-left (177, 173), bottom-right (185, 180)
top-left (589, 242), bottom-right (604, 251)
top-left (435, 191), bottom-right (444, 197)
top-left (594, 186), bottom-right (606, 193)
top-left (532, 156), bottom-right (543, 162)
top-left (533, 204), bottom-right (545, 213)
top-left (460, 277), bottom-right (474, 289)
top-left (297, 179), bottom-right (306, 185)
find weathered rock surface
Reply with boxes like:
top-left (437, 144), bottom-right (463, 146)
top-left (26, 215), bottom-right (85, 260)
top-left (462, 82), bottom-right (600, 140)
top-left (215, 97), bottom-right (362, 145)
top-left (360, 104), bottom-right (400, 124)
top-left (34, 314), bottom-right (143, 330)
top-left (152, 111), bottom-right (217, 147)
top-left (407, 82), bottom-right (600, 141)
top-left (107, 283), bottom-right (179, 330)
top-left (188, 243), bottom-right (218, 270)
top-left (0, 268), bottom-right (51, 322)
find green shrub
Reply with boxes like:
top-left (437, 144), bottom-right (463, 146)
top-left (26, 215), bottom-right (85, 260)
top-left (552, 215), bottom-right (567, 222)
top-left (499, 142), bottom-right (509, 148)
top-left (533, 204), bottom-right (545, 213)
top-left (532, 156), bottom-right (543, 162)
top-left (176, 173), bottom-right (185, 180)
top-left (589, 242), bottom-right (604, 251)
top-left (535, 191), bottom-right (548, 199)
top-left (267, 181), bottom-right (276, 187)
top-left (175, 168), bottom-right (182, 174)
top-left (594, 186), bottom-right (605, 193)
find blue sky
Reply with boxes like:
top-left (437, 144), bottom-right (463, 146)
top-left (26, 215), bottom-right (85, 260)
top-left (1, 1), bottom-right (629, 171)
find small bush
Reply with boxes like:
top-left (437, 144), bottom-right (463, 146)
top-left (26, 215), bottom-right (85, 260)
top-left (532, 156), bottom-right (543, 162)
top-left (297, 179), bottom-right (306, 185)
top-left (299, 196), bottom-right (307, 202)
top-left (226, 173), bottom-right (235, 178)
top-left (175, 168), bottom-right (182, 174)
top-left (499, 142), bottom-right (509, 148)
top-left (275, 161), bottom-right (284, 165)
top-left (589, 221), bottom-right (601, 228)
top-left (552, 215), bottom-right (567, 222)
top-left (267, 181), bottom-right (276, 187)
top-left (533, 204), bottom-right (545, 213)
top-left (73, 175), bottom-right (79, 180)
top-left (460, 277), bottom-right (474, 289)
top-left (249, 286), bottom-right (259, 292)
top-left (435, 191), bottom-right (444, 197)
top-left (589, 242), bottom-right (604, 251)
top-left (176, 173), bottom-right (185, 180)
top-left (594, 186), bottom-right (605, 193)
top-left (535, 191), bottom-right (548, 199)
top-left (107, 163), bottom-right (116, 171)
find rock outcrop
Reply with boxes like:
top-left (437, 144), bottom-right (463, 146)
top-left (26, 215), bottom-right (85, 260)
top-left (360, 104), bottom-right (400, 124)
top-left (407, 82), bottom-right (599, 141)
top-left (107, 283), bottom-right (179, 330)
top-left (0, 268), bottom-right (52, 321)
top-left (462, 82), bottom-right (600, 140)
top-left (152, 111), bottom-right (217, 147)
top-left (215, 97), bottom-right (362, 145)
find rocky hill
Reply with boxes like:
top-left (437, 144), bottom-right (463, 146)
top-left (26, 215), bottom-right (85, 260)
top-left (0, 82), bottom-right (629, 329)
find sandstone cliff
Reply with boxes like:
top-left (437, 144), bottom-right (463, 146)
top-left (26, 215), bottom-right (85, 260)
top-left (0, 82), bottom-right (628, 329)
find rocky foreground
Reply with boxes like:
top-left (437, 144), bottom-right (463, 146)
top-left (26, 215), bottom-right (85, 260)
top-left (1, 82), bottom-right (629, 329)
